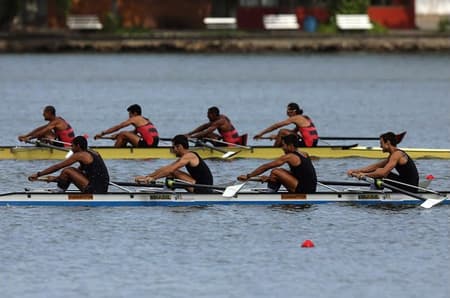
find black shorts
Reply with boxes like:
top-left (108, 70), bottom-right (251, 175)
top-left (84, 183), bottom-right (109, 194)
top-left (137, 137), bottom-right (159, 148)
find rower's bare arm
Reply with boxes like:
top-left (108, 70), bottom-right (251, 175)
top-left (347, 160), bottom-right (388, 176)
top-left (95, 119), bottom-right (132, 139)
top-left (29, 154), bottom-right (79, 181)
top-left (188, 123), bottom-right (211, 137)
top-left (19, 123), bottom-right (53, 141)
top-left (243, 157), bottom-right (286, 179)
top-left (254, 118), bottom-right (292, 139)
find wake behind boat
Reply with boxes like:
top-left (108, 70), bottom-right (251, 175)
top-left (2, 144), bottom-right (449, 160)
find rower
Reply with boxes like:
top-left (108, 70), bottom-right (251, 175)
top-left (18, 105), bottom-right (75, 147)
top-left (28, 136), bottom-right (110, 193)
top-left (347, 131), bottom-right (419, 193)
top-left (135, 134), bottom-right (213, 193)
top-left (94, 104), bottom-right (159, 148)
top-left (254, 102), bottom-right (319, 147)
top-left (237, 134), bottom-right (317, 193)
top-left (187, 106), bottom-right (246, 146)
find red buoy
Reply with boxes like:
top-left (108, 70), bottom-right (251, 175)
top-left (301, 239), bottom-right (315, 248)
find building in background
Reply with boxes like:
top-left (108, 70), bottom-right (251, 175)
top-left (415, 0), bottom-right (450, 30)
top-left (1, 0), bottom-right (448, 31)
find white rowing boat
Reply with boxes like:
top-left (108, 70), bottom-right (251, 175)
top-left (1, 189), bottom-right (448, 207)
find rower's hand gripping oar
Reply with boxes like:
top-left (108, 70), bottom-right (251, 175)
top-left (354, 175), bottom-right (446, 208)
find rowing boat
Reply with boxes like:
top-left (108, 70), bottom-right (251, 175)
top-left (1, 189), bottom-right (448, 207)
top-left (1, 145), bottom-right (449, 160)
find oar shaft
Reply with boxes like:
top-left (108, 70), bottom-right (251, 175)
top-left (318, 180), bottom-right (371, 187)
top-left (26, 140), bottom-right (70, 152)
top-left (112, 181), bottom-right (165, 188)
top-left (202, 138), bottom-right (252, 150)
top-left (320, 137), bottom-right (379, 140)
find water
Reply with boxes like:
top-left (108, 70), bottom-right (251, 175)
top-left (0, 53), bottom-right (449, 297)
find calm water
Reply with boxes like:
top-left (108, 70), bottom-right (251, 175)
top-left (0, 53), bottom-right (449, 298)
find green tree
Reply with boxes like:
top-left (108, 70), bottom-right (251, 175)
top-left (336, 0), bottom-right (370, 14)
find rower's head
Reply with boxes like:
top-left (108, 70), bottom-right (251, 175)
top-left (207, 106), bottom-right (220, 121)
top-left (171, 134), bottom-right (189, 157)
top-left (380, 132), bottom-right (397, 152)
top-left (287, 103), bottom-right (303, 116)
top-left (72, 135), bottom-right (88, 152)
top-left (127, 104), bottom-right (142, 117)
top-left (43, 105), bottom-right (56, 121)
top-left (281, 134), bottom-right (301, 153)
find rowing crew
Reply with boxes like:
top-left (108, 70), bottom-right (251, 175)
top-left (27, 132), bottom-right (419, 198)
top-left (18, 102), bottom-right (318, 149)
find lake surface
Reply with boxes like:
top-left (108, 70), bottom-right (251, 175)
top-left (0, 53), bottom-right (449, 298)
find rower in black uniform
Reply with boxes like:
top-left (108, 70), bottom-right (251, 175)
top-left (28, 136), bottom-right (110, 193)
top-left (135, 134), bottom-right (213, 193)
top-left (347, 131), bottom-right (419, 192)
top-left (237, 134), bottom-right (317, 193)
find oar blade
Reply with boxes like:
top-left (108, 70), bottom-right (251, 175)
top-left (222, 151), bottom-right (239, 159)
top-left (223, 183), bottom-right (246, 198)
top-left (420, 197), bottom-right (447, 209)
top-left (65, 150), bottom-right (74, 159)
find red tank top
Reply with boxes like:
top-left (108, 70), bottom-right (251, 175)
top-left (54, 118), bottom-right (75, 146)
top-left (296, 116), bottom-right (318, 147)
top-left (136, 122), bottom-right (159, 146)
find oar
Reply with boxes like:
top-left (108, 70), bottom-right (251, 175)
top-left (320, 131), bottom-right (407, 143)
top-left (109, 181), bottom-right (132, 193)
top-left (356, 176), bottom-right (446, 208)
top-left (383, 178), bottom-right (446, 197)
top-left (202, 137), bottom-right (252, 150)
top-left (318, 180), bottom-right (371, 187)
top-left (42, 138), bottom-right (72, 147)
top-left (94, 135), bottom-right (116, 140)
top-left (26, 140), bottom-right (73, 158)
top-left (188, 138), bottom-right (239, 159)
top-left (112, 181), bottom-right (166, 188)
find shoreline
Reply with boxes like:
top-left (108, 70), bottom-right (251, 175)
top-left (1, 30), bottom-right (450, 53)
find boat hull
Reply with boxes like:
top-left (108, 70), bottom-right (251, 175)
top-left (1, 145), bottom-right (449, 160)
top-left (1, 190), bottom-right (448, 207)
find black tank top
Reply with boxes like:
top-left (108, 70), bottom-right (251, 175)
top-left (80, 150), bottom-right (110, 193)
top-left (289, 151), bottom-right (317, 193)
top-left (186, 152), bottom-right (213, 193)
top-left (394, 149), bottom-right (419, 187)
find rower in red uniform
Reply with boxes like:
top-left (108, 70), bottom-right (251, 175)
top-left (18, 105), bottom-right (75, 147)
top-left (94, 104), bottom-right (159, 148)
top-left (187, 106), bottom-right (246, 146)
top-left (254, 102), bottom-right (319, 147)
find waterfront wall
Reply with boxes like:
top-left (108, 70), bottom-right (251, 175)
top-left (1, 32), bottom-right (449, 53)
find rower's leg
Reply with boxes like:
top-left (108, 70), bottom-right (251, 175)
top-left (115, 131), bottom-right (140, 147)
top-left (172, 170), bottom-right (196, 192)
top-left (58, 167), bottom-right (89, 192)
top-left (269, 168), bottom-right (298, 193)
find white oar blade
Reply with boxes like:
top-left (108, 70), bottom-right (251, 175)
top-left (222, 151), bottom-right (239, 159)
top-left (420, 197), bottom-right (447, 209)
top-left (223, 183), bottom-right (246, 198)
top-left (65, 150), bottom-right (73, 159)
